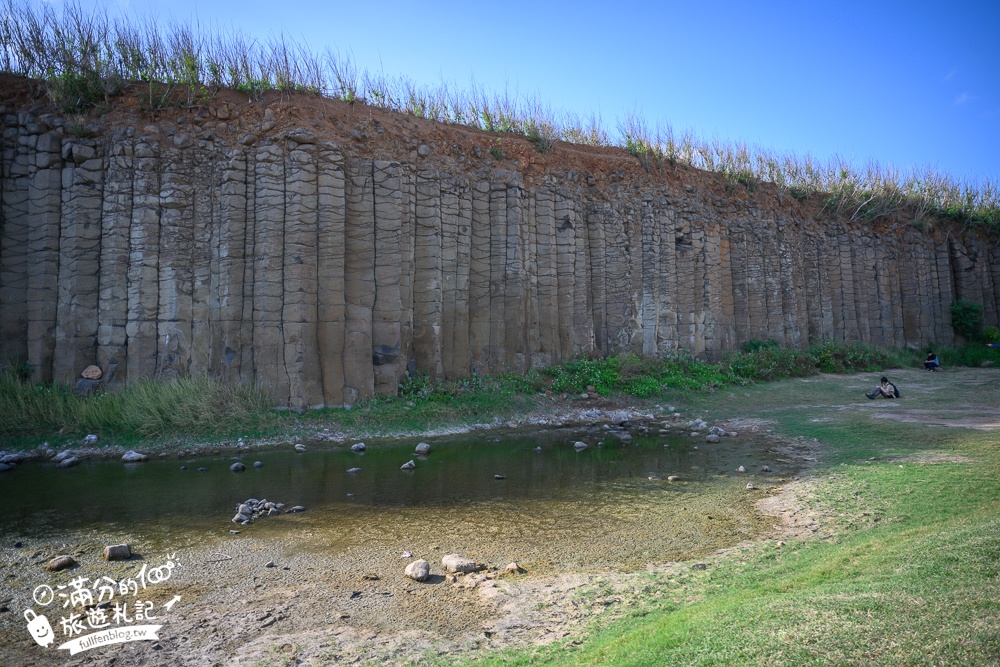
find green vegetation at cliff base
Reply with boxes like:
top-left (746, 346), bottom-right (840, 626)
top-left (2, 341), bottom-right (998, 446)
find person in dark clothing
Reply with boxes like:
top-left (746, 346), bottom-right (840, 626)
top-left (866, 376), bottom-right (899, 399)
top-left (924, 351), bottom-right (940, 371)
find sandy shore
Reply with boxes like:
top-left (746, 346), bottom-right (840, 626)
top-left (0, 412), bottom-right (820, 666)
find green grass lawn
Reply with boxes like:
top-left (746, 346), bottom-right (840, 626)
top-left (460, 368), bottom-right (1000, 666)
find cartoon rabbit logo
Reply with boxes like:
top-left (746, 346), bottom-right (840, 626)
top-left (24, 609), bottom-right (55, 647)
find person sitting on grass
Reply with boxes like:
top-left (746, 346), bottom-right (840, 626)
top-left (866, 376), bottom-right (900, 400)
top-left (924, 351), bottom-right (940, 371)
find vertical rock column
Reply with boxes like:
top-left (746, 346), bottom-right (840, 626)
top-left (533, 186), bottom-right (560, 367)
top-left (98, 130), bottom-right (134, 382)
top-left (505, 183), bottom-right (529, 371)
top-left (586, 203), bottom-right (608, 355)
top-left (156, 140), bottom-right (195, 380)
top-left (672, 212), bottom-right (696, 350)
top-left (53, 138), bottom-right (103, 382)
top-left (252, 143), bottom-right (289, 402)
top-left (411, 168), bottom-right (443, 378)
top-left (468, 180), bottom-right (492, 373)
top-left (125, 132), bottom-right (161, 379)
top-left (215, 150), bottom-right (249, 383)
top-left (932, 236), bottom-right (955, 344)
top-left (316, 143), bottom-right (346, 406)
top-left (488, 180), bottom-right (509, 369)
top-left (639, 200), bottom-right (660, 357)
top-left (283, 133), bottom-right (322, 411)
top-left (372, 160), bottom-right (403, 394)
top-left (654, 207), bottom-right (677, 355)
top-left (688, 218), bottom-right (707, 355)
top-left (397, 168), bottom-right (416, 371)
top-left (569, 195), bottom-right (594, 357)
top-left (342, 158), bottom-right (376, 404)
top-left (553, 190), bottom-right (578, 358)
top-left (188, 138), bottom-right (215, 376)
top-left (715, 220), bottom-right (737, 352)
top-left (23, 128), bottom-right (61, 381)
top-left (439, 174), bottom-right (461, 378)
top-left (0, 110), bottom-right (30, 364)
top-left (450, 177), bottom-right (473, 376)
top-left (776, 217), bottom-right (806, 348)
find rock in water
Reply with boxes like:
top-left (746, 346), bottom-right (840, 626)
top-left (121, 450), bottom-right (148, 463)
top-left (103, 544), bottom-right (131, 561)
top-left (400, 460), bottom-right (416, 470)
top-left (46, 555), bottom-right (76, 571)
top-left (57, 457), bottom-right (79, 468)
top-left (253, 461), bottom-right (264, 468)
top-left (441, 554), bottom-right (485, 574)
top-left (573, 441), bottom-right (588, 451)
top-left (414, 442), bottom-right (431, 455)
top-left (294, 444), bottom-right (306, 452)
top-left (347, 467), bottom-right (362, 474)
top-left (230, 462), bottom-right (246, 473)
top-left (350, 442), bottom-right (366, 453)
top-left (404, 559), bottom-right (430, 582)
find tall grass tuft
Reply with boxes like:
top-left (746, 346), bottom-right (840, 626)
top-left (1, 0), bottom-right (996, 230)
top-left (0, 371), bottom-right (277, 439)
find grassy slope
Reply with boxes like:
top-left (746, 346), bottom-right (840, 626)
top-left (464, 368), bottom-right (1000, 666)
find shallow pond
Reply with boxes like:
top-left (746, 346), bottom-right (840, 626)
top-left (1, 426), bottom-right (788, 567)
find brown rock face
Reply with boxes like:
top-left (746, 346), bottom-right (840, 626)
top-left (1, 92), bottom-right (998, 408)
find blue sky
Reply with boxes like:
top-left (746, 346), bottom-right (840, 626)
top-left (74, 0), bottom-right (998, 183)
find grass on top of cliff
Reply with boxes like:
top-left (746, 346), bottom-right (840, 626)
top-left (449, 367), bottom-right (1000, 667)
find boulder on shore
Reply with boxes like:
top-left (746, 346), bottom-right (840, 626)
top-left (46, 555), bottom-right (76, 571)
top-left (121, 450), bottom-right (148, 463)
top-left (103, 544), bottom-right (131, 561)
top-left (441, 554), bottom-right (486, 574)
top-left (404, 559), bottom-right (430, 582)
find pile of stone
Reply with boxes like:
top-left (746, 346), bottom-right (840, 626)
top-left (231, 498), bottom-right (302, 526)
top-left (404, 553), bottom-right (524, 584)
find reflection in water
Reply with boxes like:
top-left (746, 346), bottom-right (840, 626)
top-left (1, 428), bottom-right (781, 564)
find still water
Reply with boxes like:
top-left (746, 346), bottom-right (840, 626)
top-left (1, 426), bottom-right (782, 554)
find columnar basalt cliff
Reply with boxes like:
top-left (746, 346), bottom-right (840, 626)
top-left (1, 82), bottom-right (998, 409)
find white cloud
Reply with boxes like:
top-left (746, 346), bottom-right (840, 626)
top-left (954, 92), bottom-right (974, 106)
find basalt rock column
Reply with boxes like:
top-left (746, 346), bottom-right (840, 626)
top-left (342, 158), bottom-right (376, 405)
top-left (316, 143), bottom-right (347, 406)
top-left (372, 160), bottom-right (403, 395)
top-left (53, 137), bottom-right (103, 382)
